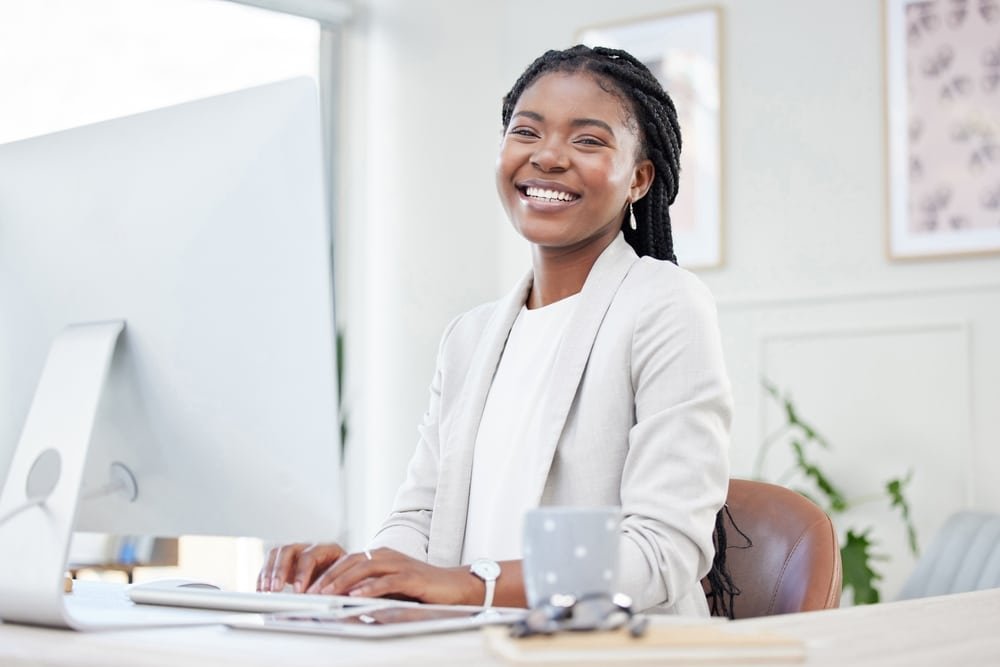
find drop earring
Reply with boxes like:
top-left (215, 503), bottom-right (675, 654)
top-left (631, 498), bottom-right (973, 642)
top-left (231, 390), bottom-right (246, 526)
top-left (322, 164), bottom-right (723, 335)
top-left (629, 201), bottom-right (637, 230)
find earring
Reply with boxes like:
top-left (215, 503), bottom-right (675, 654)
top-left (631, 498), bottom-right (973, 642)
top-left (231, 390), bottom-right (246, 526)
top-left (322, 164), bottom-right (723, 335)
top-left (629, 201), bottom-right (637, 230)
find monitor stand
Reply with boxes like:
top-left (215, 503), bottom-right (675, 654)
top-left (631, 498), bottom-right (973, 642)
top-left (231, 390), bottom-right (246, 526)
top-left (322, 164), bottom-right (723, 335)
top-left (0, 321), bottom-right (125, 629)
top-left (0, 321), bottom-right (256, 631)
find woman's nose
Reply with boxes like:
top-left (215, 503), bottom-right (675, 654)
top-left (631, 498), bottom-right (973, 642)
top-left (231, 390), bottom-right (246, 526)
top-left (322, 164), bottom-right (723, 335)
top-left (530, 141), bottom-right (569, 172)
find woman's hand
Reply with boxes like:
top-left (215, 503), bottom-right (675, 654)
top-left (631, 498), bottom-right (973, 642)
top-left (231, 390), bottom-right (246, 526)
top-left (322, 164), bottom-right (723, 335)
top-left (306, 547), bottom-right (482, 605)
top-left (257, 542), bottom-right (347, 593)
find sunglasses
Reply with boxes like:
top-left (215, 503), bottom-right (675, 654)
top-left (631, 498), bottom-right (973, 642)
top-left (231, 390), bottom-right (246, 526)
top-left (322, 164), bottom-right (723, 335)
top-left (510, 592), bottom-right (648, 638)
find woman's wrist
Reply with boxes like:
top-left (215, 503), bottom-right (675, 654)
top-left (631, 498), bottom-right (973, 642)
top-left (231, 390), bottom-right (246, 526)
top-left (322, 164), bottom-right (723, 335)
top-left (448, 566), bottom-right (485, 606)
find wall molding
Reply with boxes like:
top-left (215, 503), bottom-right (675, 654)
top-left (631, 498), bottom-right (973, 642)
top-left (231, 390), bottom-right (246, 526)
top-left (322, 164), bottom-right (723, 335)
top-left (755, 320), bottom-right (969, 343)
top-left (715, 280), bottom-right (1000, 311)
top-left (754, 319), bottom-right (976, 507)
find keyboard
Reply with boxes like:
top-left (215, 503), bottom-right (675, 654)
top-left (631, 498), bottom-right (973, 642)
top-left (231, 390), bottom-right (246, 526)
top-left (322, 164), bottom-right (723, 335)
top-left (127, 586), bottom-right (397, 614)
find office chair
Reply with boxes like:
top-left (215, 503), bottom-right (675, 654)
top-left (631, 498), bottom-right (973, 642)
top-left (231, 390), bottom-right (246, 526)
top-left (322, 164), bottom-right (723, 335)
top-left (896, 510), bottom-right (1000, 600)
top-left (707, 478), bottom-right (842, 618)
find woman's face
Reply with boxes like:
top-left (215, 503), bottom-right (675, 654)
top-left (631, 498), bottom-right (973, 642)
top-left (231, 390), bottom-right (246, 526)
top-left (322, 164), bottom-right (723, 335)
top-left (496, 71), bottom-right (653, 255)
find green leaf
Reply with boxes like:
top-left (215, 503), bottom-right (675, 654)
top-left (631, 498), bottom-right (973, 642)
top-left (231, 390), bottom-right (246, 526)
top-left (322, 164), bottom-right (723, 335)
top-left (783, 396), bottom-right (799, 428)
top-left (793, 412), bottom-right (830, 449)
top-left (841, 528), bottom-right (882, 605)
top-left (336, 329), bottom-right (348, 463)
top-left (790, 439), bottom-right (848, 514)
top-left (886, 471), bottom-right (919, 556)
top-left (769, 383), bottom-right (830, 449)
top-left (762, 379), bottom-right (780, 399)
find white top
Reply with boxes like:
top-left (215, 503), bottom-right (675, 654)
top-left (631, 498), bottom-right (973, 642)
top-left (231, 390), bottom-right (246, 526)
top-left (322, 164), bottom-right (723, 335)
top-left (460, 294), bottom-right (580, 563)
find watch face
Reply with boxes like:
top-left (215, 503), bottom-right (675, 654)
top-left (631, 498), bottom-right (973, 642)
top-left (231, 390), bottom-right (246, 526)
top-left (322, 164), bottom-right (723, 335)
top-left (472, 559), bottom-right (500, 580)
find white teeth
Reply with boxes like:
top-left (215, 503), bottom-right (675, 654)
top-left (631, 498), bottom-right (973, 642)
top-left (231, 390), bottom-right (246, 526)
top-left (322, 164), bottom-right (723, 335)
top-left (525, 186), bottom-right (577, 202)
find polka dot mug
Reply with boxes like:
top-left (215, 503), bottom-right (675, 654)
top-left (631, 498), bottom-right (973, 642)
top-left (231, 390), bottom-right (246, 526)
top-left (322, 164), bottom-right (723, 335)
top-left (522, 506), bottom-right (621, 608)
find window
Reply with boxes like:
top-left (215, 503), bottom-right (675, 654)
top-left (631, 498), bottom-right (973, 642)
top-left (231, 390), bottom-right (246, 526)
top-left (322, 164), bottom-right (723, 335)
top-left (0, 0), bottom-right (319, 145)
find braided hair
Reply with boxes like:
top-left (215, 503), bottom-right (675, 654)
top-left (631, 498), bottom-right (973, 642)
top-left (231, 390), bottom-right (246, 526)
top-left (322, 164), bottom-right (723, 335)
top-left (501, 45), bottom-right (682, 264)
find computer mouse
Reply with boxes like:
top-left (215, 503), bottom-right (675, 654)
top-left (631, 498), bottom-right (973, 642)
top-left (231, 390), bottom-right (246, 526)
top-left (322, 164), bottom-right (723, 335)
top-left (176, 580), bottom-right (222, 590)
top-left (128, 577), bottom-right (222, 591)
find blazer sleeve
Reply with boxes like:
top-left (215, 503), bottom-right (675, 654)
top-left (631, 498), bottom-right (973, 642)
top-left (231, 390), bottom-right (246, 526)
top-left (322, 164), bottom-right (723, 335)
top-left (619, 268), bottom-right (732, 611)
top-left (366, 315), bottom-right (462, 560)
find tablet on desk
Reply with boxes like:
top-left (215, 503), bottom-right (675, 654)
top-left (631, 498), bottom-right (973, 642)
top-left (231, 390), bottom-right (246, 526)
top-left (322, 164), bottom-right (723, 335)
top-left (229, 604), bottom-right (526, 639)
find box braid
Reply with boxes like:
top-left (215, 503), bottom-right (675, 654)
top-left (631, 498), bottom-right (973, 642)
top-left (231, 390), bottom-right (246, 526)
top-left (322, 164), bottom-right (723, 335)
top-left (501, 45), bottom-right (682, 264)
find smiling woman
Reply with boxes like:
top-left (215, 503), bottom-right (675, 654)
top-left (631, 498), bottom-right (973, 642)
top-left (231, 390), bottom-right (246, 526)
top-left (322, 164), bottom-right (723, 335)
top-left (496, 72), bottom-right (654, 287)
top-left (261, 45), bottom-right (731, 617)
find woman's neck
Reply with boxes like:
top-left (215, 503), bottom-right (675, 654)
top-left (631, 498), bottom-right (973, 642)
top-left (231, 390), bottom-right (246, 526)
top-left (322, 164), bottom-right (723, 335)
top-left (526, 235), bottom-right (616, 309)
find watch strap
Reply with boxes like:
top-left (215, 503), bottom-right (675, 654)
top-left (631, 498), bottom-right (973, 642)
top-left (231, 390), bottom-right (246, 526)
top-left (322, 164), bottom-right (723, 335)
top-left (482, 577), bottom-right (496, 608)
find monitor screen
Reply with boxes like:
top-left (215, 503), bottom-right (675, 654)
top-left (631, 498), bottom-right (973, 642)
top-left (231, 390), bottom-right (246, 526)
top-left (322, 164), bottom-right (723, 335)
top-left (0, 78), bottom-right (342, 545)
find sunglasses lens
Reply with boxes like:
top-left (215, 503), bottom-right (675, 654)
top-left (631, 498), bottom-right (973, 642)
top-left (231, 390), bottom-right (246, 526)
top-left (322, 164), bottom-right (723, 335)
top-left (512, 593), bottom-right (640, 637)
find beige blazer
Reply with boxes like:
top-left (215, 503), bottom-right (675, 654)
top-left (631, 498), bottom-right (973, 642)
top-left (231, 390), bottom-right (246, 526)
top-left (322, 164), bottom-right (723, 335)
top-left (370, 234), bottom-right (732, 615)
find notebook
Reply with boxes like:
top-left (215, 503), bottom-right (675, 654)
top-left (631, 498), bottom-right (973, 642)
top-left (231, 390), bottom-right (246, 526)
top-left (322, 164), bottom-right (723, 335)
top-left (482, 621), bottom-right (806, 664)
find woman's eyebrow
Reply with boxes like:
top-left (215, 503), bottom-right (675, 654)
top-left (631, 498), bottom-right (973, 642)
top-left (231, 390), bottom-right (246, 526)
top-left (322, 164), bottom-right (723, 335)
top-left (512, 110), bottom-right (544, 122)
top-left (570, 118), bottom-right (614, 135)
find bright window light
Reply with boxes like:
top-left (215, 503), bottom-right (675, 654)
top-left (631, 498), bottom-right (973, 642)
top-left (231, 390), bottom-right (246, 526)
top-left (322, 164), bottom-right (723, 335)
top-left (0, 0), bottom-right (319, 145)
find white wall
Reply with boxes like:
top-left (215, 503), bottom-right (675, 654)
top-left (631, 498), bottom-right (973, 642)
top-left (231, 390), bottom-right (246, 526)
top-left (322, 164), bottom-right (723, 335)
top-left (335, 0), bottom-right (508, 547)
top-left (339, 0), bottom-right (1000, 600)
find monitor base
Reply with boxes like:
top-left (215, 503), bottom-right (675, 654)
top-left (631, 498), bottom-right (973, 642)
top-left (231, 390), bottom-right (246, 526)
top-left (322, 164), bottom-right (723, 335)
top-left (0, 321), bottom-right (124, 629)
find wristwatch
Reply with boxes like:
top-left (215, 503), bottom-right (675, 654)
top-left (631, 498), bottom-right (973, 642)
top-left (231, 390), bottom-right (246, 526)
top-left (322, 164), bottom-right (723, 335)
top-left (469, 558), bottom-right (501, 608)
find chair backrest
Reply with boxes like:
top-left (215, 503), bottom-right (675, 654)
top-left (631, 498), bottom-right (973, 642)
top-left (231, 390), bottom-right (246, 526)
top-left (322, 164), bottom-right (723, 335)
top-left (897, 511), bottom-right (1000, 600)
top-left (710, 479), bottom-right (842, 618)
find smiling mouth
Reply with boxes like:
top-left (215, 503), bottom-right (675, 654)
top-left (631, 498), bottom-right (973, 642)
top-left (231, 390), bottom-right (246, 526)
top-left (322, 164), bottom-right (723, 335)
top-left (520, 186), bottom-right (581, 203)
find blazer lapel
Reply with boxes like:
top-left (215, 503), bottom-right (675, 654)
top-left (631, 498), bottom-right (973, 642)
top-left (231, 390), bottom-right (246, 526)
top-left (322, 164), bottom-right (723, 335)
top-left (527, 234), bottom-right (638, 505)
top-left (427, 234), bottom-right (639, 565)
top-left (427, 271), bottom-right (532, 566)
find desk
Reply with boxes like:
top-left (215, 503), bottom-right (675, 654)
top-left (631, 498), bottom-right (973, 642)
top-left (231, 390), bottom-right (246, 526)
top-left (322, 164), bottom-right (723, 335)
top-left (1, 586), bottom-right (997, 666)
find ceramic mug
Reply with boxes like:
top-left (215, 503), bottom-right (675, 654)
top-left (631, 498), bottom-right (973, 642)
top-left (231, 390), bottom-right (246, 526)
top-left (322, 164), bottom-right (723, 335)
top-left (522, 506), bottom-right (621, 608)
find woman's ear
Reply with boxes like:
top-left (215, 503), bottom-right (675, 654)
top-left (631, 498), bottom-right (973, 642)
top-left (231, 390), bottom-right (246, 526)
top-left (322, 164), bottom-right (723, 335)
top-left (630, 158), bottom-right (655, 203)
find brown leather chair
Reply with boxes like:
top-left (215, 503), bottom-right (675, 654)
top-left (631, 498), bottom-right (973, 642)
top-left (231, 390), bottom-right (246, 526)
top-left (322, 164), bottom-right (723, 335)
top-left (708, 478), bottom-right (842, 618)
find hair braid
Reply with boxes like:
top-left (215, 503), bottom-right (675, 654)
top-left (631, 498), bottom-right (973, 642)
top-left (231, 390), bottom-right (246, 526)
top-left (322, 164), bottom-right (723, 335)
top-left (502, 45), bottom-right (682, 263)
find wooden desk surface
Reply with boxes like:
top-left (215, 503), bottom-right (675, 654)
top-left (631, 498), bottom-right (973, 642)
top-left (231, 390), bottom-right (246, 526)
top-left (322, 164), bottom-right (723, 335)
top-left (1, 586), bottom-right (997, 666)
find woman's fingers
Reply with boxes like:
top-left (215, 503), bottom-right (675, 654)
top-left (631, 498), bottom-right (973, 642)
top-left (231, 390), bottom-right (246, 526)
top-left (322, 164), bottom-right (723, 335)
top-left (259, 543), bottom-right (300, 591)
top-left (292, 543), bottom-right (346, 593)
top-left (267, 543), bottom-right (306, 591)
top-left (302, 548), bottom-right (467, 605)
top-left (346, 573), bottom-right (411, 600)
top-left (257, 543), bottom-right (347, 592)
top-left (306, 549), bottom-right (377, 594)
top-left (259, 545), bottom-right (461, 602)
top-left (257, 547), bottom-right (281, 591)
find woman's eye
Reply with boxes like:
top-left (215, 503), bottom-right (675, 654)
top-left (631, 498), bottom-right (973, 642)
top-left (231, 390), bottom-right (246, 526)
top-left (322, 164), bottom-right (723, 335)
top-left (575, 136), bottom-right (606, 147)
top-left (509, 127), bottom-right (538, 138)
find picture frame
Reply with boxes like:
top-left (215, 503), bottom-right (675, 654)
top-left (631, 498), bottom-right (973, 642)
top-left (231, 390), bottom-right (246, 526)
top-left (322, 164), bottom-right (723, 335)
top-left (579, 7), bottom-right (724, 269)
top-left (885, 0), bottom-right (1000, 259)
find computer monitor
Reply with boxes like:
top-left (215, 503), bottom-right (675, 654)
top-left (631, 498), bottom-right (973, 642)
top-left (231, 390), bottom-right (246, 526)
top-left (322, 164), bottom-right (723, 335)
top-left (0, 79), bottom-right (343, 624)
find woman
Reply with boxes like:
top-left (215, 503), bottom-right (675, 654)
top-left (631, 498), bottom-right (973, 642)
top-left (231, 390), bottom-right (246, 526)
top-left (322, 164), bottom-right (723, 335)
top-left (259, 45), bottom-right (731, 616)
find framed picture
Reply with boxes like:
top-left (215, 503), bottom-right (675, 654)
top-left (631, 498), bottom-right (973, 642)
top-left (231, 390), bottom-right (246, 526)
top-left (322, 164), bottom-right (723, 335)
top-left (886, 0), bottom-right (1000, 259)
top-left (579, 8), bottom-right (723, 269)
